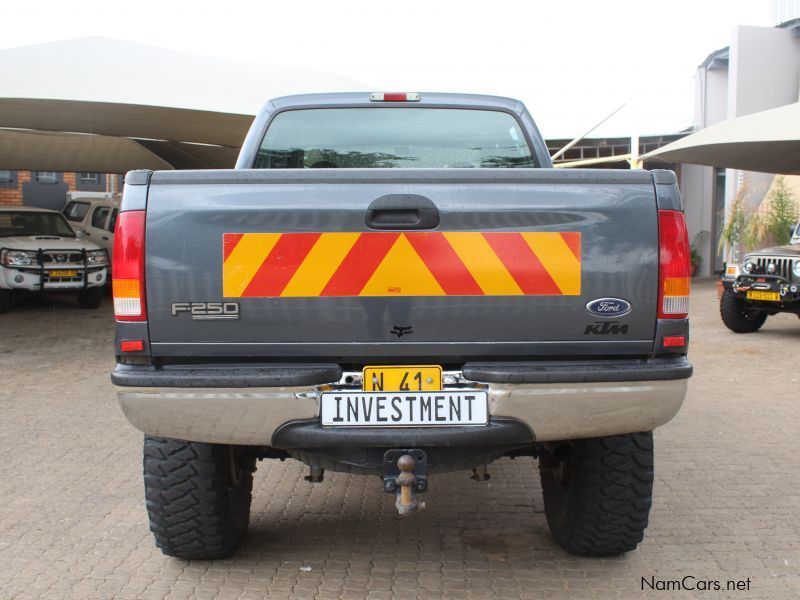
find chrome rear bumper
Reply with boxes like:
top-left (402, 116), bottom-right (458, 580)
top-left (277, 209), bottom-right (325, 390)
top-left (116, 377), bottom-right (688, 446)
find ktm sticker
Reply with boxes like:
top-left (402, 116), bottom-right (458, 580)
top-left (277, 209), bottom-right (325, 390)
top-left (222, 231), bottom-right (581, 298)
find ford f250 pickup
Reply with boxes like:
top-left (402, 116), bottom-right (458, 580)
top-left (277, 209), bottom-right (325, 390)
top-left (111, 92), bottom-right (692, 559)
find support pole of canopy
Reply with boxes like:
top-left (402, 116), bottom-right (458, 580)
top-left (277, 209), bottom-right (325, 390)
top-left (551, 101), bottom-right (628, 161)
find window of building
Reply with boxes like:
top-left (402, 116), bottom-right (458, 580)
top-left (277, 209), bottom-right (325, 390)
top-left (79, 172), bottom-right (100, 184)
top-left (35, 172), bottom-right (57, 183)
top-left (0, 170), bottom-right (12, 182)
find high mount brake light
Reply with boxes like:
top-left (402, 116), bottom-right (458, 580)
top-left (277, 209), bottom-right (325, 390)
top-left (658, 210), bottom-right (690, 319)
top-left (369, 92), bottom-right (421, 102)
top-left (112, 210), bottom-right (147, 321)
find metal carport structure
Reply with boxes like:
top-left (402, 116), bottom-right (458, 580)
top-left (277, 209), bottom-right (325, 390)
top-left (643, 101), bottom-right (800, 175)
top-left (0, 37), bottom-right (365, 171)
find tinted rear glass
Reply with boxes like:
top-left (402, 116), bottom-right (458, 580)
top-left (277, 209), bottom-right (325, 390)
top-left (91, 206), bottom-right (110, 228)
top-left (255, 108), bottom-right (535, 169)
top-left (63, 201), bottom-right (90, 222)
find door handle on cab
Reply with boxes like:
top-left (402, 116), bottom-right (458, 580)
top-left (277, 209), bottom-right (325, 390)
top-left (365, 194), bottom-right (440, 230)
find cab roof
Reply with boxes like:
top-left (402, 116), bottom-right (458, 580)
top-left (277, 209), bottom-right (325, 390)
top-left (266, 92), bottom-right (527, 115)
top-left (0, 206), bottom-right (59, 213)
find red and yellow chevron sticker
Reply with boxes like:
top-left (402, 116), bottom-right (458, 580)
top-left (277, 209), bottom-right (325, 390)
top-left (222, 232), bottom-right (581, 298)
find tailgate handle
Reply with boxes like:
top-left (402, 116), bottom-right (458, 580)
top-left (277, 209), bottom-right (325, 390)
top-left (366, 194), bottom-right (440, 230)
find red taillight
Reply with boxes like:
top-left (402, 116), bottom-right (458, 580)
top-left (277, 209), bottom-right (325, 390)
top-left (658, 210), bottom-right (690, 319)
top-left (112, 210), bottom-right (146, 321)
top-left (369, 92), bottom-right (421, 102)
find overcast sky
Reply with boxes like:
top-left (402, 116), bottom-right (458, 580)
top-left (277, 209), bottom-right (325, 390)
top-left (1, 0), bottom-right (774, 139)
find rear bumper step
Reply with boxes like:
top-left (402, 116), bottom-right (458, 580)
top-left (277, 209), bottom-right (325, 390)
top-left (111, 357), bottom-right (690, 388)
top-left (462, 356), bottom-right (692, 384)
top-left (111, 363), bottom-right (342, 387)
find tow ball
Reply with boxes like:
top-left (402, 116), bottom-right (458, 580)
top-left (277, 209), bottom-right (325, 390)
top-left (383, 449), bottom-right (427, 516)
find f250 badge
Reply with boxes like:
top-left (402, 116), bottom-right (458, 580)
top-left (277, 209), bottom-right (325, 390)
top-left (171, 302), bottom-right (240, 320)
top-left (585, 298), bottom-right (631, 318)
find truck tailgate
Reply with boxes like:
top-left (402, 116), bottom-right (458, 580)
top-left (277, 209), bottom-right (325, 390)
top-left (143, 169), bottom-right (658, 360)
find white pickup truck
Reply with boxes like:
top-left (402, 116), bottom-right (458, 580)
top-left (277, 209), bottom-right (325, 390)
top-left (0, 206), bottom-right (108, 312)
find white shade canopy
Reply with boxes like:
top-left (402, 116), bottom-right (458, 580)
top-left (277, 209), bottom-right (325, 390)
top-left (644, 102), bottom-right (800, 175)
top-left (0, 37), bottom-right (366, 171)
top-left (0, 128), bottom-right (172, 172)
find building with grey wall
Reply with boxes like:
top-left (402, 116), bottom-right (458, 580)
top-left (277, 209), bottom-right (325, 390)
top-left (680, 18), bottom-right (800, 275)
top-left (0, 171), bottom-right (122, 209)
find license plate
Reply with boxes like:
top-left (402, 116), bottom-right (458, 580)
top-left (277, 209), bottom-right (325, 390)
top-left (49, 270), bottom-right (77, 278)
top-left (363, 365), bottom-right (442, 392)
top-left (746, 290), bottom-right (780, 302)
top-left (320, 391), bottom-right (488, 427)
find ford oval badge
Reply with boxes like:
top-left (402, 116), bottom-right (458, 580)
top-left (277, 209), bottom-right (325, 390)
top-left (586, 298), bottom-right (632, 318)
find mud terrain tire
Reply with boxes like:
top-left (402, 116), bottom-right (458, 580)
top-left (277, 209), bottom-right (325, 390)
top-left (143, 436), bottom-right (256, 559)
top-left (539, 432), bottom-right (654, 556)
top-left (720, 288), bottom-right (767, 333)
top-left (0, 289), bottom-right (11, 313)
top-left (77, 286), bottom-right (104, 309)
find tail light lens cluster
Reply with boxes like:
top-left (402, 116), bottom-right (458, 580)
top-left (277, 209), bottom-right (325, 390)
top-left (112, 210), bottom-right (146, 321)
top-left (657, 209), bottom-right (690, 319)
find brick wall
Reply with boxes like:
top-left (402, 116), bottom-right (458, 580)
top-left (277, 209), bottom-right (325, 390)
top-left (0, 171), bottom-right (91, 207)
top-left (63, 172), bottom-right (77, 191)
top-left (0, 171), bottom-right (30, 206)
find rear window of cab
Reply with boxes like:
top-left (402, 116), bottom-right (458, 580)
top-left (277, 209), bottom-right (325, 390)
top-left (63, 201), bottom-right (90, 222)
top-left (255, 108), bottom-right (536, 169)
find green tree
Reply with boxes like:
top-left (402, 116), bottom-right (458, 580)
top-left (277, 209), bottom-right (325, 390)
top-left (765, 176), bottom-right (799, 246)
top-left (719, 183), bottom-right (750, 261)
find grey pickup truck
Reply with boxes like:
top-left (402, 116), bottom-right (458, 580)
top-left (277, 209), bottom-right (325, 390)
top-left (111, 92), bottom-right (692, 560)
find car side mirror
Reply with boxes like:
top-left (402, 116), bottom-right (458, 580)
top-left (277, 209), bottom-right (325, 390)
top-left (74, 229), bottom-right (85, 239)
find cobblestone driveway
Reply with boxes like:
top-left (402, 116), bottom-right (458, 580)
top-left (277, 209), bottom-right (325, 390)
top-left (1, 280), bottom-right (799, 599)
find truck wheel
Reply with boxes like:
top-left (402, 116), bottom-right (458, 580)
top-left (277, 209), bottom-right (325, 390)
top-left (0, 289), bottom-right (11, 313)
top-left (720, 288), bottom-right (767, 333)
top-left (77, 287), bottom-right (104, 309)
top-left (539, 432), bottom-right (654, 556)
top-left (143, 435), bottom-right (256, 559)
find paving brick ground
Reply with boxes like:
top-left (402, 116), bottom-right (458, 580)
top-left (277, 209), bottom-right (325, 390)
top-left (1, 280), bottom-right (799, 599)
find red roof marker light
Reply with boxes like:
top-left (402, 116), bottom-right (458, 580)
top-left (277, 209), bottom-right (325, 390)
top-left (370, 92), bottom-right (421, 102)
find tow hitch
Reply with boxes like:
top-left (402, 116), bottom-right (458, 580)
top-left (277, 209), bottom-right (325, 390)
top-left (383, 449), bottom-right (427, 516)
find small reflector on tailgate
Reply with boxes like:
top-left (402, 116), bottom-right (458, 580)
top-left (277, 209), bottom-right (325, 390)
top-left (662, 335), bottom-right (686, 348)
top-left (120, 339), bottom-right (144, 352)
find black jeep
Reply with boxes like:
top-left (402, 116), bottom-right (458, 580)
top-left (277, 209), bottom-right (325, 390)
top-left (721, 231), bottom-right (800, 332)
